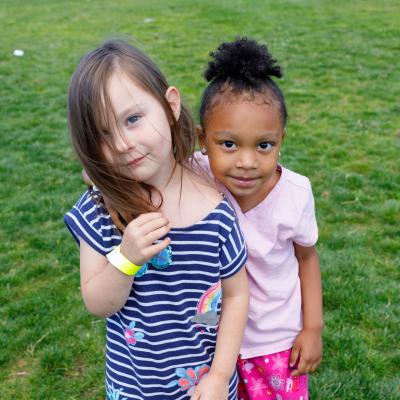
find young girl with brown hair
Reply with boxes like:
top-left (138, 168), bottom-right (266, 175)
top-left (64, 39), bottom-right (249, 400)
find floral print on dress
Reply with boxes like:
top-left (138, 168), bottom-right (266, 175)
top-left (124, 321), bottom-right (144, 347)
top-left (136, 244), bottom-right (173, 277)
top-left (106, 382), bottom-right (127, 400)
top-left (249, 377), bottom-right (268, 397)
top-left (167, 364), bottom-right (210, 395)
top-left (237, 348), bottom-right (308, 399)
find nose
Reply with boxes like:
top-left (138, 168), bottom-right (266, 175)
top-left (236, 149), bottom-right (258, 169)
top-left (114, 129), bottom-right (135, 153)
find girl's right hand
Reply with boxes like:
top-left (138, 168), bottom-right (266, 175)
top-left (120, 213), bottom-right (170, 266)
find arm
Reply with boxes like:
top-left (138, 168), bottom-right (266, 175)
top-left (290, 244), bottom-right (323, 376)
top-left (191, 267), bottom-right (249, 400)
top-left (79, 213), bottom-right (170, 317)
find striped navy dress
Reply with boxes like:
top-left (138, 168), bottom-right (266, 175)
top-left (64, 190), bottom-right (247, 400)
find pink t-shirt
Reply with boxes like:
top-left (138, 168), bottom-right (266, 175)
top-left (194, 152), bottom-right (318, 358)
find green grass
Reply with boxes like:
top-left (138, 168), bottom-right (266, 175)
top-left (1, 0), bottom-right (399, 398)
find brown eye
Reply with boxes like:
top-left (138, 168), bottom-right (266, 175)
top-left (259, 142), bottom-right (272, 150)
top-left (222, 141), bottom-right (236, 149)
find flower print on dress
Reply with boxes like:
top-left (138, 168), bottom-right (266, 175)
top-left (124, 321), bottom-right (144, 347)
top-left (271, 353), bottom-right (287, 373)
top-left (136, 244), bottom-right (172, 277)
top-left (106, 382), bottom-right (128, 400)
top-left (242, 360), bottom-right (255, 373)
top-left (167, 364), bottom-right (210, 395)
top-left (286, 376), bottom-right (300, 392)
top-left (248, 377), bottom-right (268, 397)
top-left (270, 374), bottom-right (284, 391)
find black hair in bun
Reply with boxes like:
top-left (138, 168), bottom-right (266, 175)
top-left (200, 37), bottom-right (287, 127)
top-left (205, 37), bottom-right (282, 85)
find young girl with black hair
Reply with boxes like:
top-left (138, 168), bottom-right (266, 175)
top-left (196, 37), bottom-right (323, 400)
top-left (64, 39), bottom-right (249, 400)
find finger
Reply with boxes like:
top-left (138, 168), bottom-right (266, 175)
top-left (289, 346), bottom-right (300, 368)
top-left (291, 356), bottom-right (307, 377)
top-left (133, 212), bottom-right (166, 227)
top-left (142, 238), bottom-right (171, 260)
top-left (144, 225), bottom-right (170, 244)
top-left (190, 389), bottom-right (200, 400)
top-left (308, 362), bottom-right (317, 374)
top-left (140, 217), bottom-right (170, 236)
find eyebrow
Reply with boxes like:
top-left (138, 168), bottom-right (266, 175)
top-left (211, 130), bottom-right (281, 140)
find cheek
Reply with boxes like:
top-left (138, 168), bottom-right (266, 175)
top-left (209, 157), bottom-right (228, 177)
top-left (101, 143), bottom-right (113, 164)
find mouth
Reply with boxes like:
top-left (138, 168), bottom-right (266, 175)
top-left (229, 176), bottom-right (258, 188)
top-left (127, 155), bottom-right (146, 166)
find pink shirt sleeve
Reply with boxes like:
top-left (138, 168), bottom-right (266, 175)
top-left (292, 182), bottom-right (318, 247)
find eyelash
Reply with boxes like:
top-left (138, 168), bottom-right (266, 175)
top-left (221, 140), bottom-right (236, 149)
top-left (127, 114), bottom-right (141, 125)
top-left (219, 141), bottom-right (274, 150)
top-left (258, 142), bottom-right (273, 150)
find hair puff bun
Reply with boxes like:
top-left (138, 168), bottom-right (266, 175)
top-left (205, 37), bottom-right (282, 84)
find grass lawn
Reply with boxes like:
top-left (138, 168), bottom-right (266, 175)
top-left (1, 0), bottom-right (399, 398)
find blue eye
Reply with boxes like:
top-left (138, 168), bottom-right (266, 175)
top-left (259, 142), bottom-right (273, 150)
top-left (127, 114), bottom-right (140, 125)
top-left (222, 141), bottom-right (236, 149)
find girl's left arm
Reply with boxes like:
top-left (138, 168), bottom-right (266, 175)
top-left (190, 267), bottom-right (249, 400)
top-left (290, 244), bottom-right (323, 377)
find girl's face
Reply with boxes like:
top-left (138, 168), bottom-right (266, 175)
top-left (200, 94), bottom-right (285, 212)
top-left (103, 72), bottom-right (180, 188)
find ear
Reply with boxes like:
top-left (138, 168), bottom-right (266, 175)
top-left (282, 127), bottom-right (287, 143)
top-left (165, 86), bottom-right (181, 121)
top-left (196, 125), bottom-right (207, 154)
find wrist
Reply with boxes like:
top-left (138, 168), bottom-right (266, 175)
top-left (106, 245), bottom-right (142, 276)
top-left (208, 367), bottom-right (231, 383)
top-left (303, 323), bottom-right (324, 333)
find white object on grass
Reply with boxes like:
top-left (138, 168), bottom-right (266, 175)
top-left (13, 49), bottom-right (24, 56)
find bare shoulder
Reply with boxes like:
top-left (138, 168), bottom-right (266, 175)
top-left (163, 168), bottom-right (222, 228)
top-left (186, 168), bottom-right (222, 207)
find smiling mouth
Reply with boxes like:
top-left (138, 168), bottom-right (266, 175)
top-left (229, 176), bottom-right (258, 187)
top-left (127, 155), bottom-right (146, 166)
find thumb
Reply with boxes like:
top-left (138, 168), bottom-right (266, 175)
top-left (190, 391), bottom-right (200, 400)
top-left (290, 345), bottom-right (300, 368)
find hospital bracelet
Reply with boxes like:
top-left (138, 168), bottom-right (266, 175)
top-left (106, 245), bottom-right (142, 276)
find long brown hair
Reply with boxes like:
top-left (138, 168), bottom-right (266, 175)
top-left (68, 39), bottom-right (195, 225)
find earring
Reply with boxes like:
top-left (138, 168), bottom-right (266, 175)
top-left (279, 151), bottom-right (281, 157)
top-left (200, 148), bottom-right (207, 155)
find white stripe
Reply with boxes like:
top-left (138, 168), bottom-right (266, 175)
top-left (106, 343), bottom-right (214, 374)
top-left (134, 268), bottom-right (218, 279)
top-left (108, 343), bottom-right (215, 365)
top-left (172, 240), bottom-right (219, 246)
top-left (66, 213), bottom-right (109, 252)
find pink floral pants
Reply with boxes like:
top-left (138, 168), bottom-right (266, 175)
top-left (237, 348), bottom-right (308, 400)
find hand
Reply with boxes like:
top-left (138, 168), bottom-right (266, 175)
top-left (120, 212), bottom-right (170, 266)
top-left (190, 372), bottom-right (229, 400)
top-left (290, 328), bottom-right (322, 376)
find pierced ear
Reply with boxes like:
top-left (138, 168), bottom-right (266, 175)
top-left (196, 125), bottom-right (207, 154)
top-left (165, 86), bottom-right (181, 121)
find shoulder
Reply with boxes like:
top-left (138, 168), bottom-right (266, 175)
top-left (211, 198), bottom-right (243, 242)
top-left (64, 189), bottom-right (120, 255)
top-left (281, 166), bottom-right (312, 193)
top-left (66, 189), bottom-right (109, 224)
